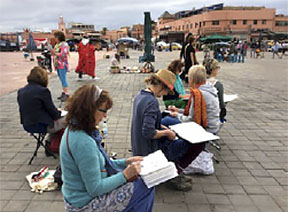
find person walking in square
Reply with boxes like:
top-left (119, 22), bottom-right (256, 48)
top-left (75, 35), bottom-right (96, 80)
top-left (181, 36), bottom-right (198, 83)
top-left (51, 31), bottom-right (70, 101)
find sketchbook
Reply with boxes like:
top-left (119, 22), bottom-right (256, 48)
top-left (224, 94), bottom-right (238, 103)
top-left (169, 122), bottom-right (219, 144)
top-left (140, 150), bottom-right (178, 188)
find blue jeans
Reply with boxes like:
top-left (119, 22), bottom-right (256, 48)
top-left (123, 178), bottom-right (155, 212)
top-left (57, 65), bottom-right (68, 88)
top-left (161, 116), bottom-right (181, 127)
top-left (160, 116), bottom-right (191, 161)
top-left (229, 54), bottom-right (237, 63)
top-left (238, 54), bottom-right (244, 63)
top-left (217, 53), bottom-right (224, 62)
top-left (160, 116), bottom-right (205, 167)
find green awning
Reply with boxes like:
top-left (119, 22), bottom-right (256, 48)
top-left (200, 34), bottom-right (232, 43)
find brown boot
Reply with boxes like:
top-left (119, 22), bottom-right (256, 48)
top-left (183, 174), bottom-right (192, 183)
top-left (172, 173), bottom-right (192, 183)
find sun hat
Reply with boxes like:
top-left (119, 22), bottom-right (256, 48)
top-left (153, 69), bottom-right (176, 94)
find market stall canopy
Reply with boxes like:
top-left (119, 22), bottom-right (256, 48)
top-left (117, 37), bottom-right (139, 43)
top-left (200, 35), bottom-right (232, 43)
top-left (214, 41), bottom-right (230, 47)
top-left (267, 32), bottom-right (288, 41)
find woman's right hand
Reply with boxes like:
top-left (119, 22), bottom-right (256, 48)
top-left (170, 111), bottom-right (178, 117)
top-left (166, 129), bottom-right (176, 140)
top-left (123, 161), bottom-right (141, 182)
top-left (168, 105), bottom-right (178, 112)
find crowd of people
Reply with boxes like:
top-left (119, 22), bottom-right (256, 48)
top-left (16, 30), bottom-right (233, 212)
top-left (202, 38), bottom-right (287, 64)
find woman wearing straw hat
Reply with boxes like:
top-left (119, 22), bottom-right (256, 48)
top-left (131, 69), bottom-right (205, 191)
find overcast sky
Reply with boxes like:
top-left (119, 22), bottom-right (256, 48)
top-left (0, 0), bottom-right (287, 32)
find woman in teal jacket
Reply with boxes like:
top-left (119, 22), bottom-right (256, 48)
top-left (60, 84), bottom-right (154, 212)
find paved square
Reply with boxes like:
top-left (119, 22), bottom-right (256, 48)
top-left (0, 50), bottom-right (287, 212)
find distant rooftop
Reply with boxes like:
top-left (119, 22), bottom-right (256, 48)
top-left (160, 3), bottom-right (273, 20)
top-left (223, 6), bottom-right (265, 11)
top-left (159, 11), bottom-right (175, 19)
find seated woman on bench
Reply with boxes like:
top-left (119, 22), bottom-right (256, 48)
top-left (162, 59), bottom-right (189, 109)
top-left (164, 65), bottom-right (220, 134)
top-left (203, 58), bottom-right (226, 123)
top-left (17, 66), bottom-right (65, 140)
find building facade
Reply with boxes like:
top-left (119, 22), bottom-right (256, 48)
top-left (158, 4), bottom-right (288, 41)
top-left (103, 30), bottom-right (122, 43)
top-left (131, 24), bottom-right (144, 40)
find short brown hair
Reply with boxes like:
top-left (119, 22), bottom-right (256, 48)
top-left (188, 65), bottom-right (206, 85)
top-left (167, 59), bottom-right (184, 74)
top-left (65, 84), bottom-right (113, 135)
top-left (188, 36), bottom-right (195, 44)
top-left (54, 31), bottom-right (66, 42)
top-left (27, 66), bottom-right (48, 87)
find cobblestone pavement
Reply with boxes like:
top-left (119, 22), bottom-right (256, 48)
top-left (0, 50), bottom-right (287, 212)
top-left (0, 51), bottom-right (109, 97)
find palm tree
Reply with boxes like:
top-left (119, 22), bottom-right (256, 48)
top-left (101, 27), bottom-right (107, 36)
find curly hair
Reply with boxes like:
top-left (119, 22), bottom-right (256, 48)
top-left (167, 59), bottom-right (184, 74)
top-left (27, 66), bottom-right (48, 87)
top-left (65, 84), bottom-right (113, 135)
top-left (54, 31), bottom-right (66, 42)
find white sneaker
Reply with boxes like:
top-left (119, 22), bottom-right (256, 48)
top-left (93, 77), bottom-right (100, 80)
top-left (77, 77), bottom-right (84, 81)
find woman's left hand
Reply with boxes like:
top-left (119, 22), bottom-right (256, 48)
top-left (161, 125), bottom-right (169, 130)
top-left (126, 156), bottom-right (143, 165)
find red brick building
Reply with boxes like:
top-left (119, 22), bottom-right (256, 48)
top-left (158, 3), bottom-right (288, 41)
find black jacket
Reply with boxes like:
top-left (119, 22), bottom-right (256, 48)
top-left (17, 82), bottom-right (61, 127)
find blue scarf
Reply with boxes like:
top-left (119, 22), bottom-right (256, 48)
top-left (91, 130), bottom-right (121, 175)
top-left (174, 74), bottom-right (186, 95)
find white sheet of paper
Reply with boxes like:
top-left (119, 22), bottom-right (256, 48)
top-left (61, 110), bottom-right (68, 117)
top-left (163, 110), bottom-right (171, 114)
top-left (169, 122), bottom-right (219, 144)
top-left (224, 94), bottom-right (238, 103)
top-left (140, 150), bottom-right (171, 175)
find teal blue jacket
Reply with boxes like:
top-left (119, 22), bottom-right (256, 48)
top-left (60, 128), bottom-right (127, 208)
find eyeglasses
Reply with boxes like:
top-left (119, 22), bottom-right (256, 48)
top-left (97, 108), bottom-right (108, 114)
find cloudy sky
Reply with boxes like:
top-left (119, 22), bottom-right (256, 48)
top-left (0, 0), bottom-right (287, 32)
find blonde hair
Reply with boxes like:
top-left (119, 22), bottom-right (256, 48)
top-left (188, 65), bottom-right (206, 85)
